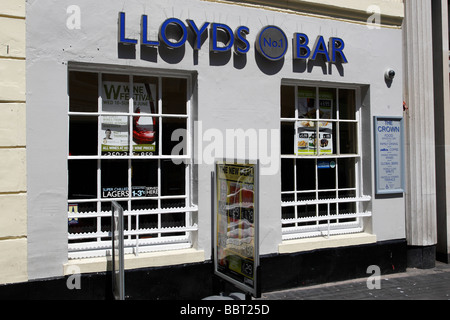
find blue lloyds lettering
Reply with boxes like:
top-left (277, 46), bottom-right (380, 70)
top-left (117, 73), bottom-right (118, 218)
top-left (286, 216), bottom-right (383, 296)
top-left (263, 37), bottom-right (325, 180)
top-left (141, 15), bottom-right (159, 47)
top-left (294, 33), bottom-right (348, 64)
top-left (116, 13), bottom-right (348, 64)
top-left (234, 26), bottom-right (250, 54)
top-left (210, 23), bottom-right (235, 52)
top-left (159, 18), bottom-right (188, 48)
top-left (311, 36), bottom-right (330, 62)
top-left (118, 12), bottom-right (138, 45)
top-left (329, 37), bottom-right (348, 63)
top-left (294, 33), bottom-right (310, 59)
top-left (187, 20), bottom-right (210, 50)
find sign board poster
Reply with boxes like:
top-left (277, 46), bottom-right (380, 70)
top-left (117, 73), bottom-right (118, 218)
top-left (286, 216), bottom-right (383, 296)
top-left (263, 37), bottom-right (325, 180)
top-left (374, 116), bottom-right (405, 194)
top-left (296, 87), bottom-right (333, 155)
top-left (296, 126), bottom-right (333, 155)
top-left (297, 87), bottom-right (333, 129)
top-left (111, 201), bottom-right (125, 300)
top-left (101, 81), bottom-right (157, 155)
top-left (68, 204), bottom-right (78, 226)
top-left (102, 186), bottom-right (158, 199)
top-left (214, 160), bottom-right (260, 297)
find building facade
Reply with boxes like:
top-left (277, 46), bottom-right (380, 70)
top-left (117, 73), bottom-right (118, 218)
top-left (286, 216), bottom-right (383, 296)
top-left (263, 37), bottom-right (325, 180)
top-left (432, 0), bottom-right (450, 265)
top-left (0, 0), bottom-right (447, 300)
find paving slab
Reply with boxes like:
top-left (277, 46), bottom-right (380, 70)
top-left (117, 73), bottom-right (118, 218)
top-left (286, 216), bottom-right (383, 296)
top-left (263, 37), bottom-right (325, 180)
top-left (259, 262), bottom-right (450, 300)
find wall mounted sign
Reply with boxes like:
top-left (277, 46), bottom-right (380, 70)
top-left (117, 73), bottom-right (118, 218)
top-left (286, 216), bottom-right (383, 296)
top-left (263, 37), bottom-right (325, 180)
top-left (256, 26), bottom-right (288, 61)
top-left (374, 116), bottom-right (405, 194)
top-left (118, 12), bottom-right (348, 64)
top-left (213, 159), bottom-right (260, 298)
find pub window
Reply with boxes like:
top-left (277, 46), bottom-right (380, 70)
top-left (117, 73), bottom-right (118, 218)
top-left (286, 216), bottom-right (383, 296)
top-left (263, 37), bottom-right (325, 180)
top-left (67, 68), bottom-right (197, 259)
top-left (280, 83), bottom-right (371, 240)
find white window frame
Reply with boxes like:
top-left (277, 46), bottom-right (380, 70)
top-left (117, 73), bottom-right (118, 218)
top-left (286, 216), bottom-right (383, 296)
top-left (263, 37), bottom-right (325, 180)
top-left (67, 63), bottom-right (197, 259)
top-left (280, 80), bottom-right (371, 240)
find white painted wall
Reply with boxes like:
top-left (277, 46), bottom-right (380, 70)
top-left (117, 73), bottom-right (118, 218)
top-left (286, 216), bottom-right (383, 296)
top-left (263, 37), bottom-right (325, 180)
top-left (26, 0), bottom-right (405, 280)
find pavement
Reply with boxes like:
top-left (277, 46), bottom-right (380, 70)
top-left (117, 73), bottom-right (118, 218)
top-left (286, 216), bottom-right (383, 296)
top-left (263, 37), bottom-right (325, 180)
top-left (258, 261), bottom-right (450, 300)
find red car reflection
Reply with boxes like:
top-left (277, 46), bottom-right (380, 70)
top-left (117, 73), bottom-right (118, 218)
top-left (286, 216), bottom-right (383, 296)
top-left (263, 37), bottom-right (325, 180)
top-left (133, 107), bottom-right (156, 144)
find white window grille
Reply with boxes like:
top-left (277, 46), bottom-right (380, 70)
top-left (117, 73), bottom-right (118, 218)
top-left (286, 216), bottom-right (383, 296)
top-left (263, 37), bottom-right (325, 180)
top-left (67, 65), bottom-right (197, 259)
top-left (280, 83), bottom-right (371, 240)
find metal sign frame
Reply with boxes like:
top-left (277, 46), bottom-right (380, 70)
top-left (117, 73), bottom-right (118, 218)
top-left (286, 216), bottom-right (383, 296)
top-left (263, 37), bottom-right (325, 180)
top-left (111, 201), bottom-right (125, 300)
top-left (374, 116), bottom-right (405, 195)
top-left (213, 159), bottom-right (260, 298)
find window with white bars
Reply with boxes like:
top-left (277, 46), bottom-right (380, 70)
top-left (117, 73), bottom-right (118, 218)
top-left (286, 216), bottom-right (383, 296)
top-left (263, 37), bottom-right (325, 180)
top-left (280, 83), bottom-right (371, 240)
top-left (67, 67), bottom-right (197, 259)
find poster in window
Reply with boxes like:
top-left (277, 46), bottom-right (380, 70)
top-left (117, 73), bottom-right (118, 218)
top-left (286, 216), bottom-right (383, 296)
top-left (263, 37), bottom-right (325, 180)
top-left (101, 81), bottom-right (157, 155)
top-left (101, 186), bottom-right (158, 199)
top-left (100, 115), bottom-right (129, 155)
top-left (296, 126), bottom-right (333, 155)
top-left (68, 204), bottom-right (78, 226)
top-left (296, 88), bottom-right (333, 155)
top-left (297, 88), bottom-right (333, 129)
top-left (214, 160), bottom-right (260, 298)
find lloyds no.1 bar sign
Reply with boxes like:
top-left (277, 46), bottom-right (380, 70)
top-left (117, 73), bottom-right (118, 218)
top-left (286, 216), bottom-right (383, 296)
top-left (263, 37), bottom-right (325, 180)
top-left (374, 117), bottom-right (405, 195)
top-left (214, 160), bottom-right (260, 298)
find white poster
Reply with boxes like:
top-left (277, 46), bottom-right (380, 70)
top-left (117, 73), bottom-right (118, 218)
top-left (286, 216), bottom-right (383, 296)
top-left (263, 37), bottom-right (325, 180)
top-left (297, 89), bottom-right (333, 130)
top-left (296, 125), bottom-right (333, 155)
top-left (296, 88), bottom-right (334, 155)
top-left (101, 81), bottom-right (157, 155)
